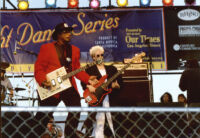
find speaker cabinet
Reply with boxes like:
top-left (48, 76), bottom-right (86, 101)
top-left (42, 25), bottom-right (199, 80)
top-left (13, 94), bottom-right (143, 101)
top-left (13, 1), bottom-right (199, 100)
top-left (113, 63), bottom-right (150, 106)
top-left (114, 63), bottom-right (148, 78)
top-left (117, 79), bottom-right (150, 106)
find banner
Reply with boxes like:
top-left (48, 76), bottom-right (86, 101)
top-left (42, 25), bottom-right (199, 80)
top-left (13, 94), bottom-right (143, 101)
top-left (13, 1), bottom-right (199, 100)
top-left (164, 7), bottom-right (200, 70)
top-left (0, 9), bottom-right (166, 72)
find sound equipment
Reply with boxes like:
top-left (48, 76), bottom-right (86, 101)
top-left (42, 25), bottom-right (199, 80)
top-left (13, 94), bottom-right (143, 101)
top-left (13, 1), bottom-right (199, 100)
top-left (113, 63), bottom-right (150, 106)
top-left (113, 63), bottom-right (148, 78)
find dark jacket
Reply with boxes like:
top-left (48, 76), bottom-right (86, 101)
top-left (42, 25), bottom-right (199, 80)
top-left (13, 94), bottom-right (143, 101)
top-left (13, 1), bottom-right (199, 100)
top-left (81, 64), bottom-right (123, 106)
top-left (179, 68), bottom-right (200, 103)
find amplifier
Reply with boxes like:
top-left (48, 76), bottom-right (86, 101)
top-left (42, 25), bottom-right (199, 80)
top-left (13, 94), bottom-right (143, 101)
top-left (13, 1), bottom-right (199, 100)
top-left (113, 63), bottom-right (148, 78)
top-left (112, 63), bottom-right (150, 106)
top-left (116, 80), bottom-right (150, 106)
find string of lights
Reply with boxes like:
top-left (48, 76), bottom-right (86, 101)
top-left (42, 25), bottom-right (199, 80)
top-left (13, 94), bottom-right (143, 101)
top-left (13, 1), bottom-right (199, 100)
top-left (68, 0), bottom-right (79, 8)
top-left (90, 0), bottom-right (100, 9)
top-left (1, 0), bottom-right (198, 10)
top-left (163, 0), bottom-right (173, 6)
top-left (45, 0), bottom-right (57, 8)
top-left (140, 0), bottom-right (151, 7)
top-left (117, 0), bottom-right (128, 7)
top-left (18, 0), bottom-right (29, 10)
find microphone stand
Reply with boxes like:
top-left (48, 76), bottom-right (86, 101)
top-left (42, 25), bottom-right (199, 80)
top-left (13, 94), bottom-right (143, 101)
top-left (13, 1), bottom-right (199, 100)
top-left (16, 47), bottom-right (38, 106)
top-left (145, 39), bottom-right (154, 102)
top-left (17, 46), bottom-right (38, 57)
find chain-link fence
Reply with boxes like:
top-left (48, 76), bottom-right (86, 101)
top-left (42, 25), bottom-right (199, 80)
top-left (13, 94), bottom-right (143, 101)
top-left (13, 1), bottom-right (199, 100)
top-left (1, 106), bottom-right (200, 138)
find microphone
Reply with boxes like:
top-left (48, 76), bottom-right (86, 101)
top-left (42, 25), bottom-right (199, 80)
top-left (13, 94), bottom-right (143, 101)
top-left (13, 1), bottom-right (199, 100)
top-left (13, 50), bottom-right (17, 55)
top-left (145, 39), bottom-right (152, 62)
top-left (16, 46), bottom-right (22, 50)
top-left (145, 39), bottom-right (150, 45)
top-left (25, 78), bottom-right (33, 89)
top-left (13, 40), bottom-right (17, 55)
top-left (13, 46), bottom-right (17, 55)
top-left (16, 46), bottom-right (38, 57)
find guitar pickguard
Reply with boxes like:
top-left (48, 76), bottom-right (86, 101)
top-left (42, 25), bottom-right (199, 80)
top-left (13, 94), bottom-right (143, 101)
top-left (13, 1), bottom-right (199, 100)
top-left (37, 67), bottom-right (72, 100)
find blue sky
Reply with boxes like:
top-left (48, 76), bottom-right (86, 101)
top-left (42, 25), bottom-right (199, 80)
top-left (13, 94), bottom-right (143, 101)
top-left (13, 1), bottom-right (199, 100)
top-left (1, 0), bottom-right (200, 9)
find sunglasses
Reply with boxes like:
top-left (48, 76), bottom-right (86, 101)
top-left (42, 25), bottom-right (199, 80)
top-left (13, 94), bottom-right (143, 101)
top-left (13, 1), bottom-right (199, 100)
top-left (62, 30), bottom-right (72, 34)
top-left (96, 54), bottom-right (104, 58)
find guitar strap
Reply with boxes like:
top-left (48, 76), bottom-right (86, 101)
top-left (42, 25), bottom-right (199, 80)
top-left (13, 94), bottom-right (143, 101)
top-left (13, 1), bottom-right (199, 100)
top-left (64, 44), bottom-right (72, 73)
top-left (54, 43), bottom-right (72, 98)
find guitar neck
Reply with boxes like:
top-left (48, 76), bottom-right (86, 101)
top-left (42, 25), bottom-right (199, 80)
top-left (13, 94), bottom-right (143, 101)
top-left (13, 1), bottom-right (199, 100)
top-left (62, 62), bottom-right (96, 80)
top-left (101, 62), bottom-right (132, 89)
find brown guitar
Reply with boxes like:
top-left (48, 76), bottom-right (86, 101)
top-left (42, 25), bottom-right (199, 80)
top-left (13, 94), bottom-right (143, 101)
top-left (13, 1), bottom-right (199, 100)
top-left (83, 52), bottom-right (146, 106)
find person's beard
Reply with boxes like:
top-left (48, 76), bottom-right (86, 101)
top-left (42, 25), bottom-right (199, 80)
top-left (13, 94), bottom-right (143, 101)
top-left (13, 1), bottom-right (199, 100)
top-left (63, 40), bottom-right (70, 45)
top-left (62, 36), bottom-right (71, 46)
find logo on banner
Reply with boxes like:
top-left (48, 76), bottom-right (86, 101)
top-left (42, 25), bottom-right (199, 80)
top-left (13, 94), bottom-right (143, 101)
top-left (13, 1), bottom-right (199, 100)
top-left (173, 44), bottom-right (180, 51)
top-left (179, 25), bottom-right (200, 37)
top-left (178, 9), bottom-right (200, 21)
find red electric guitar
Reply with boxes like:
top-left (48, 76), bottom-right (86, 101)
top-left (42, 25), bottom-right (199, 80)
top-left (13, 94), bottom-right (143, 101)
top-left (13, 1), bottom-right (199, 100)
top-left (83, 52), bottom-right (146, 106)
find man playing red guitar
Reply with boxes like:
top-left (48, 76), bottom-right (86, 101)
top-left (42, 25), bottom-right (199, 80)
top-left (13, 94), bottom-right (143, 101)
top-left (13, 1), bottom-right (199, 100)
top-left (34, 23), bottom-right (98, 138)
top-left (81, 45), bottom-right (123, 138)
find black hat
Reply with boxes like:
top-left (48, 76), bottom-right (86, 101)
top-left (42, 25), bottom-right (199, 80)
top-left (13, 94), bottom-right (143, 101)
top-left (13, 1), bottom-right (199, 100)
top-left (0, 62), bottom-right (9, 70)
top-left (52, 23), bottom-right (73, 40)
top-left (0, 62), bottom-right (9, 73)
top-left (0, 69), bottom-right (6, 73)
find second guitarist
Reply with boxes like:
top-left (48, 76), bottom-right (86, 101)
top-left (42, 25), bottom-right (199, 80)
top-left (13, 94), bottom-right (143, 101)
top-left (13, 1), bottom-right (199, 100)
top-left (81, 45), bottom-right (123, 138)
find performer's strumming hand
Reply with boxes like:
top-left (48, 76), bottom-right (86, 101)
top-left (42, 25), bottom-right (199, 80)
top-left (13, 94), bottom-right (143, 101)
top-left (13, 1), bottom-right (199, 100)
top-left (86, 85), bottom-right (96, 93)
top-left (88, 76), bottom-right (99, 86)
top-left (41, 80), bottom-right (51, 88)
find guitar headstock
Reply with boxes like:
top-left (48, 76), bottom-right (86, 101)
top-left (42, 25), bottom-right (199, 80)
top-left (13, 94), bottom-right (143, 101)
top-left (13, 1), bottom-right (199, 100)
top-left (124, 52), bottom-right (146, 63)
